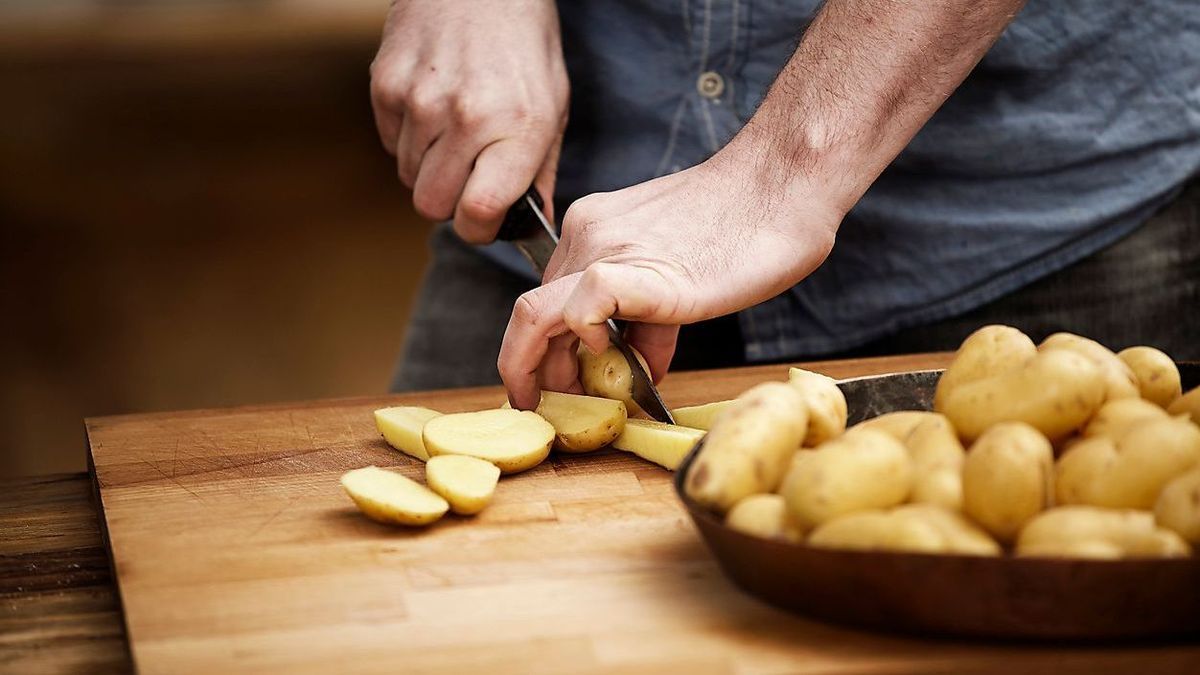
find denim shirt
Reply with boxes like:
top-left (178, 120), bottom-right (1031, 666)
top-left (481, 0), bottom-right (1200, 360)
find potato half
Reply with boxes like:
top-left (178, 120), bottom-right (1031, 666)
top-left (340, 466), bottom-right (448, 527)
top-left (671, 400), bottom-right (735, 431)
top-left (611, 419), bottom-right (705, 470)
top-left (535, 391), bottom-right (627, 453)
top-left (425, 455), bottom-right (501, 516)
top-left (374, 406), bottom-right (442, 461)
top-left (1118, 346), bottom-right (1182, 408)
top-left (423, 409), bottom-right (554, 474)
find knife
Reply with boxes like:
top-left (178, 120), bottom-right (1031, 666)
top-left (498, 188), bottom-right (676, 425)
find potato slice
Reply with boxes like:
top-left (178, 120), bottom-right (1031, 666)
top-left (374, 406), bottom-right (442, 461)
top-left (423, 409), bottom-right (554, 474)
top-left (1118, 346), bottom-right (1182, 408)
top-left (425, 455), bottom-right (501, 515)
top-left (725, 494), bottom-right (804, 543)
top-left (671, 400), bottom-right (735, 431)
top-left (536, 391), bottom-right (627, 453)
top-left (340, 466), bottom-right (448, 526)
top-left (611, 419), bottom-right (705, 470)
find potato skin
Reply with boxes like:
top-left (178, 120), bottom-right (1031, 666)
top-left (1039, 332), bottom-right (1139, 403)
top-left (962, 422), bottom-right (1054, 543)
top-left (684, 382), bottom-right (809, 513)
top-left (725, 493), bottom-right (804, 543)
top-left (780, 427), bottom-right (913, 529)
top-left (1168, 385), bottom-right (1200, 426)
top-left (1118, 346), bottom-right (1182, 408)
top-left (1155, 467), bottom-right (1200, 544)
top-left (1056, 415), bottom-right (1200, 509)
top-left (905, 415), bottom-right (966, 511)
top-left (1082, 397), bottom-right (1168, 439)
top-left (534, 391), bottom-right (627, 453)
top-left (787, 368), bottom-right (848, 446)
top-left (807, 505), bottom-right (999, 556)
top-left (940, 349), bottom-right (1105, 442)
top-left (852, 411), bottom-right (938, 441)
top-left (576, 344), bottom-right (650, 415)
top-left (1017, 506), bottom-right (1191, 559)
top-left (934, 325), bottom-right (1036, 411)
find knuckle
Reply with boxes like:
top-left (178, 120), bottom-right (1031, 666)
top-left (405, 82), bottom-right (444, 119)
top-left (511, 294), bottom-right (543, 328)
top-left (412, 188), bottom-right (451, 221)
top-left (449, 95), bottom-right (487, 131)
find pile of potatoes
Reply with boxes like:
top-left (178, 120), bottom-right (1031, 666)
top-left (685, 325), bottom-right (1200, 559)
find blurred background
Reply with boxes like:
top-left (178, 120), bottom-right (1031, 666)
top-left (1, 0), bottom-right (431, 477)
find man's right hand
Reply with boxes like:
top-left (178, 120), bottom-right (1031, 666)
top-left (370, 0), bottom-right (569, 243)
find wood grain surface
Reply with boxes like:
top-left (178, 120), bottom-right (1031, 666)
top-left (83, 354), bottom-right (1200, 674)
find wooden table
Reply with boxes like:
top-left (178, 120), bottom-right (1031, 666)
top-left (5, 354), bottom-right (1200, 674)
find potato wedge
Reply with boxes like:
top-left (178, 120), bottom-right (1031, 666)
top-left (671, 400), bottom-right (735, 431)
top-left (1118, 346), bottom-right (1182, 408)
top-left (1168, 385), bottom-right (1200, 426)
top-left (1040, 332), bottom-right (1139, 403)
top-left (1082, 397), bottom-right (1168, 439)
top-left (1017, 506), bottom-right (1191, 559)
top-left (962, 422), bottom-right (1054, 543)
top-left (787, 368), bottom-right (848, 446)
top-left (374, 406), bottom-right (442, 461)
top-left (423, 409), bottom-right (554, 474)
top-left (725, 493), bottom-right (804, 543)
top-left (1155, 467), bottom-right (1200, 544)
top-left (611, 419), bottom-right (705, 470)
top-left (576, 344), bottom-right (651, 415)
top-left (340, 466), bottom-right (448, 526)
top-left (685, 382), bottom-right (809, 513)
top-left (934, 324), bottom-right (1036, 411)
top-left (425, 455), bottom-right (501, 515)
top-left (535, 391), bottom-right (627, 453)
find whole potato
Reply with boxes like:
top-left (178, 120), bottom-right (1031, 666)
top-left (1168, 385), bottom-right (1200, 426)
top-left (1118, 346), bottom-right (1182, 408)
top-left (1039, 332), bottom-right (1139, 403)
top-left (1082, 397), bottom-right (1168, 439)
top-left (787, 368), bottom-right (848, 446)
top-left (780, 427), bottom-right (913, 528)
top-left (1155, 467), bottom-right (1200, 544)
top-left (962, 422), bottom-right (1054, 543)
top-left (852, 411), bottom-right (939, 441)
top-left (905, 415), bottom-right (966, 511)
top-left (940, 349), bottom-right (1105, 442)
top-left (1017, 506), bottom-right (1191, 558)
top-left (934, 325), bottom-right (1036, 411)
top-left (725, 493), bottom-right (805, 543)
top-left (892, 504), bottom-right (1001, 556)
top-left (685, 382), bottom-right (808, 513)
top-left (576, 344), bottom-right (651, 415)
top-left (1056, 415), bottom-right (1200, 509)
top-left (808, 505), bottom-right (999, 555)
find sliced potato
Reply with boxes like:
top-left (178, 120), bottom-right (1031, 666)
top-left (576, 344), bottom-right (650, 415)
top-left (423, 409), bottom-right (554, 474)
top-left (1039, 332), bottom-right (1139, 403)
top-left (1016, 506), bottom-right (1191, 559)
top-left (1155, 467), bottom-right (1200, 544)
top-left (1082, 397), bottom-right (1168, 439)
top-left (424, 455), bottom-right (501, 515)
top-left (611, 419), bottom-right (705, 470)
top-left (1168, 385), bottom-right (1200, 426)
top-left (962, 422), bottom-right (1054, 543)
top-left (933, 324), bottom-right (1036, 411)
top-left (1118, 346), bottom-right (1182, 408)
top-left (671, 400), bottom-right (735, 430)
top-left (725, 493), bottom-right (804, 543)
top-left (787, 368), bottom-right (848, 446)
top-left (374, 406), bottom-right (442, 461)
top-left (535, 391), bottom-right (626, 453)
top-left (340, 466), bottom-right (448, 526)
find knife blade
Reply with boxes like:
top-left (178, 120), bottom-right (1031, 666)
top-left (498, 188), bottom-right (676, 425)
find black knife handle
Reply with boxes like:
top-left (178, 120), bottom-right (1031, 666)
top-left (496, 187), bottom-right (545, 242)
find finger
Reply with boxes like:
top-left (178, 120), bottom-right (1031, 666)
top-left (454, 136), bottom-right (551, 244)
top-left (533, 132), bottom-right (563, 229)
top-left (537, 332), bottom-right (584, 395)
top-left (498, 273), bottom-right (583, 409)
top-left (411, 132), bottom-right (480, 221)
top-left (562, 262), bottom-right (686, 355)
top-left (623, 323), bottom-right (680, 384)
top-left (395, 117), bottom-right (439, 189)
top-left (372, 104), bottom-right (402, 155)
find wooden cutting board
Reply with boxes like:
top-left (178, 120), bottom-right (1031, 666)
top-left (87, 353), bottom-right (1200, 674)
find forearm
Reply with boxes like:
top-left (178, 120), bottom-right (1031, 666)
top-left (739, 0), bottom-right (1026, 215)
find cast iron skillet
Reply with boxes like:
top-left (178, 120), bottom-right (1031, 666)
top-left (673, 363), bottom-right (1200, 641)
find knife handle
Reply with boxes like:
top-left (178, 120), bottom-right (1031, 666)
top-left (496, 187), bottom-right (545, 242)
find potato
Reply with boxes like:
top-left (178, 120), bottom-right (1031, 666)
top-left (1118, 346), bottom-right (1182, 408)
top-left (1082, 397), bottom-right (1168, 439)
top-left (1168, 385), bottom-right (1200, 426)
top-left (905, 415), bottom-right (966, 511)
top-left (685, 382), bottom-right (809, 513)
top-left (962, 422), bottom-right (1053, 543)
top-left (423, 409), bottom-right (554, 474)
top-left (374, 406), bottom-right (442, 461)
top-left (780, 427), bottom-right (913, 528)
top-left (725, 493), bottom-right (804, 543)
top-left (533, 391), bottom-right (626, 453)
top-left (340, 466), bottom-right (448, 526)
top-left (577, 344), bottom-right (651, 415)
top-left (611, 419), bottom-right (705, 470)
top-left (424, 455), bottom-right (501, 516)
top-left (940, 348), bottom-right (1105, 442)
top-left (1016, 506), bottom-right (1191, 559)
top-left (853, 411), bottom-right (939, 441)
top-left (892, 504), bottom-right (1001, 555)
top-left (933, 324), bottom-right (1036, 411)
top-left (808, 504), bottom-right (999, 556)
top-left (1056, 415), bottom-right (1200, 509)
top-left (1155, 467), bottom-right (1200, 544)
top-left (671, 400), bottom-right (734, 431)
top-left (787, 368), bottom-right (848, 446)
top-left (1039, 332), bottom-right (1139, 403)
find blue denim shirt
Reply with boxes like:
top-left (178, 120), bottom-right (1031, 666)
top-left (482, 0), bottom-right (1200, 360)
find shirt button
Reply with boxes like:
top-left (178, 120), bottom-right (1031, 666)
top-left (697, 71), bottom-right (725, 99)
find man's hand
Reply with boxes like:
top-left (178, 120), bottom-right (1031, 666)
top-left (497, 0), bottom-right (1025, 409)
top-left (370, 0), bottom-right (569, 242)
